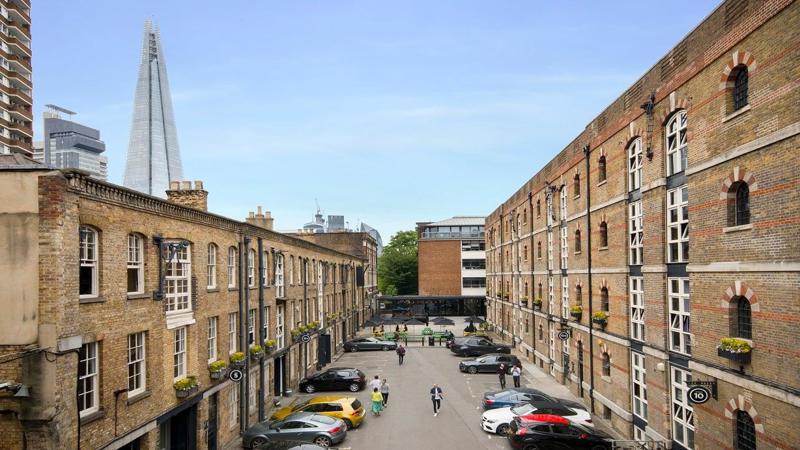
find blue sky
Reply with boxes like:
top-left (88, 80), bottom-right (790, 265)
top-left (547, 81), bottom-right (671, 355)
top-left (33, 1), bottom-right (717, 241)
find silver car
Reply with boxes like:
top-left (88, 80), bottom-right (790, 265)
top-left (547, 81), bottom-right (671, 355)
top-left (243, 412), bottom-right (346, 449)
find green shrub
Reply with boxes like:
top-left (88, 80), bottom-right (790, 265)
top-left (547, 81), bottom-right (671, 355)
top-left (208, 360), bottom-right (227, 373)
top-left (533, 298), bottom-right (543, 305)
top-left (174, 376), bottom-right (198, 391)
top-left (719, 337), bottom-right (752, 353)
top-left (592, 311), bottom-right (609, 321)
top-left (264, 339), bottom-right (277, 348)
top-left (250, 344), bottom-right (263, 354)
top-left (570, 305), bottom-right (583, 314)
top-left (230, 352), bottom-right (245, 363)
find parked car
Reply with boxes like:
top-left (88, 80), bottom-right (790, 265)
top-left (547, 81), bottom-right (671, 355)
top-left (298, 368), bottom-right (366, 394)
top-left (243, 412), bottom-right (346, 449)
top-left (450, 336), bottom-right (511, 356)
top-left (459, 354), bottom-right (520, 374)
top-left (344, 337), bottom-right (397, 352)
top-left (482, 388), bottom-right (588, 411)
top-left (254, 441), bottom-right (327, 450)
top-left (270, 396), bottom-right (366, 429)
top-left (480, 401), bottom-right (593, 436)
top-left (508, 414), bottom-right (612, 450)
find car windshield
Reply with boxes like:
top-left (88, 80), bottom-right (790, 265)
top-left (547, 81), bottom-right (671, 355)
top-left (493, 390), bottom-right (513, 398)
top-left (511, 404), bottom-right (535, 415)
top-left (351, 399), bottom-right (362, 410)
top-left (311, 415), bottom-right (336, 424)
top-left (292, 400), bottom-right (311, 411)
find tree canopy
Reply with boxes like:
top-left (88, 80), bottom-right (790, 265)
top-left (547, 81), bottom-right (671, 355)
top-left (377, 230), bottom-right (418, 295)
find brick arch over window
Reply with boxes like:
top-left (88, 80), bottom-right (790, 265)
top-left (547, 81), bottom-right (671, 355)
top-left (720, 280), bottom-right (761, 312)
top-left (658, 91), bottom-right (690, 124)
top-left (724, 395), bottom-right (765, 434)
top-left (719, 50), bottom-right (758, 91)
top-left (628, 122), bottom-right (645, 142)
top-left (719, 166), bottom-right (759, 200)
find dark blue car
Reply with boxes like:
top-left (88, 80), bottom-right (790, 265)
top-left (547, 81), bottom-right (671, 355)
top-left (482, 388), bottom-right (587, 411)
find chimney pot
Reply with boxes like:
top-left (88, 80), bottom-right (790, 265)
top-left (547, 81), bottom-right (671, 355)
top-left (169, 181), bottom-right (180, 190)
top-left (257, 206), bottom-right (263, 215)
top-left (180, 181), bottom-right (192, 190)
top-left (195, 180), bottom-right (204, 190)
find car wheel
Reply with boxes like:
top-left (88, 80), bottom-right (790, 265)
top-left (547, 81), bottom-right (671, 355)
top-left (468, 366), bottom-right (478, 374)
top-left (349, 383), bottom-right (360, 392)
top-left (249, 437), bottom-right (267, 449)
top-left (496, 424), bottom-right (511, 436)
top-left (351, 345), bottom-right (359, 352)
top-left (313, 435), bottom-right (332, 447)
top-left (304, 384), bottom-right (316, 393)
top-left (382, 345), bottom-right (390, 351)
top-left (343, 419), bottom-right (353, 430)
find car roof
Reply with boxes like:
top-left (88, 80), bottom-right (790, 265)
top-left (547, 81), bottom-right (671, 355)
top-left (518, 413), bottom-right (571, 425)
top-left (303, 395), bottom-right (356, 404)
top-left (527, 401), bottom-right (569, 409)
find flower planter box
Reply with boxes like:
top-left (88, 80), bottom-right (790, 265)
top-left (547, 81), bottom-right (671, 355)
top-left (230, 360), bottom-right (245, 370)
top-left (570, 312), bottom-right (582, 321)
top-left (592, 318), bottom-right (607, 328)
top-left (264, 346), bottom-right (275, 354)
top-left (175, 386), bottom-right (198, 399)
top-left (533, 304), bottom-right (542, 311)
top-left (250, 351), bottom-right (263, 361)
top-left (209, 368), bottom-right (228, 380)
top-left (718, 347), bottom-right (751, 364)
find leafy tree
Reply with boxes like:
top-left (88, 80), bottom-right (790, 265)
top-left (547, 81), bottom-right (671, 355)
top-left (378, 230), bottom-right (418, 295)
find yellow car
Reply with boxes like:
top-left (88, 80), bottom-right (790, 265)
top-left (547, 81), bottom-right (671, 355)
top-left (269, 395), bottom-right (366, 429)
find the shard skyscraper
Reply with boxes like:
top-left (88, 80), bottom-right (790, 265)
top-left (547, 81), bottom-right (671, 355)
top-left (123, 20), bottom-right (183, 197)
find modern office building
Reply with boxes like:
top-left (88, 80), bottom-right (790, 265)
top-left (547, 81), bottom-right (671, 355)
top-left (0, 0), bottom-right (33, 156)
top-left (485, 1), bottom-right (799, 448)
top-left (35, 104), bottom-right (108, 180)
top-left (123, 19), bottom-right (183, 197)
top-left (416, 216), bottom-right (485, 296)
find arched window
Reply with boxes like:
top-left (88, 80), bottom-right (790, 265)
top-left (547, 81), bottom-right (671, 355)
top-left (598, 155), bottom-right (607, 182)
top-left (601, 287), bottom-right (609, 312)
top-left (733, 296), bottom-right (752, 339)
top-left (538, 324), bottom-right (544, 341)
top-left (79, 226), bottom-right (99, 298)
top-left (576, 285), bottom-right (582, 304)
top-left (523, 245), bottom-right (528, 261)
top-left (628, 138), bottom-right (643, 191)
top-left (536, 199), bottom-right (541, 217)
top-left (599, 222), bottom-right (608, 248)
top-left (537, 283), bottom-right (543, 299)
top-left (735, 410), bottom-right (756, 450)
top-left (666, 110), bottom-right (688, 176)
top-left (207, 243), bottom-right (217, 289)
top-left (537, 241), bottom-right (542, 259)
top-left (574, 229), bottom-right (582, 253)
top-left (573, 173), bottom-right (581, 197)
top-left (524, 282), bottom-right (529, 298)
top-left (602, 353), bottom-right (611, 376)
top-left (733, 65), bottom-right (749, 111)
top-left (728, 182), bottom-right (750, 226)
top-left (227, 247), bottom-right (237, 288)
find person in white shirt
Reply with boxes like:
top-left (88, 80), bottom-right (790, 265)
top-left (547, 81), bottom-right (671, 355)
top-left (369, 375), bottom-right (382, 391)
top-left (511, 364), bottom-right (522, 388)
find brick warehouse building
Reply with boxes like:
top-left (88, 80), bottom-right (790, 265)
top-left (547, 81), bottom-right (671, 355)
top-left (0, 163), bottom-right (373, 449)
top-left (484, 0), bottom-right (799, 449)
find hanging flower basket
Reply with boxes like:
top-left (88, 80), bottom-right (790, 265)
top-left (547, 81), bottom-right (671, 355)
top-left (533, 298), bottom-right (543, 311)
top-left (521, 297), bottom-right (529, 307)
top-left (229, 351), bottom-right (246, 369)
top-left (249, 344), bottom-right (264, 360)
top-left (570, 306), bottom-right (583, 321)
top-left (591, 311), bottom-right (608, 328)
top-left (174, 376), bottom-right (199, 398)
top-left (264, 339), bottom-right (277, 353)
top-left (208, 360), bottom-right (228, 380)
top-left (717, 338), bottom-right (752, 364)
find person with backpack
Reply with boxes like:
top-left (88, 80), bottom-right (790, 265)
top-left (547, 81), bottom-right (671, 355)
top-left (430, 384), bottom-right (444, 416)
top-left (497, 363), bottom-right (507, 389)
top-left (396, 344), bottom-right (406, 365)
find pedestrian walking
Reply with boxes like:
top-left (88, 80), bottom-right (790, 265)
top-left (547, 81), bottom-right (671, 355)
top-left (497, 363), bottom-right (507, 389)
top-left (511, 364), bottom-right (522, 388)
top-left (396, 344), bottom-right (406, 365)
top-left (371, 388), bottom-right (384, 416)
top-left (430, 384), bottom-right (444, 416)
top-left (380, 379), bottom-right (390, 407)
top-left (369, 375), bottom-right (381, 391)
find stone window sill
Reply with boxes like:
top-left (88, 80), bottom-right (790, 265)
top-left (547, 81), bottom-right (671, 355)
top-left (597, 180), bottom-right (607, 187)
top-left (80, 408), bottom-right (106, 426)
top-left (574, 251), bottom-right (582, 255)
top-left (573, 194), bottom-right (581, 200)
top-left (127, 390), bottom-right (151, 406)
top-left (723, 223), bottom-right (753, 233)
top-left (127, 293), bottom-right (150, 300)
top-left (207, 288), bottom-right (219, 293)
top-left (227, 287), bottom-right (237, 292)
top-left (722, 104), bottom-right (751, 123)
top-left (601, 375), bottom-right (612, 384)
top-left (598, 247), bottom-right (609, 252)
top-left (79, 296), bottom-right (106, 305)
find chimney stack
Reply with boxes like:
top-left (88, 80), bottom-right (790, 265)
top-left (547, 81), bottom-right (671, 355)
top-left (246, 206), bottom-right (274, 230)
top-left (165, 180), bottom-right (208, 211)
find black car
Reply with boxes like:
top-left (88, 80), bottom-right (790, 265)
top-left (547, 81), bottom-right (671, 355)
top-left (299, 368), bottom-right (366, 394)
top-left (482, 388), bottom-right (588, 411)
top-left (450, 336), bottom-right (511, 356)
top-left (343, 337), bottom-right (397, 352)
top-left (508, 418), bottom-right (612, 450)
top-left (459, 354), bottom-right (520, 374)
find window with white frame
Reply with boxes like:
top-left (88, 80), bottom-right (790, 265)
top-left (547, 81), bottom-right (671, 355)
top-left (560, 187), bottom-right (567, 220)
top-left (127, 234), bottom-right (144, 294)
top-left (666, 110), bottom-right (688, 176)
top-left (249, 373), bottom-right (257, 413)
top-left (228, 386), bottom-right (239, 428)
top-left (275, 253), bottom-right (285, 298)
top-left (173, 327), bottom-right (187, 380)
top-left (227, 247), bottom-right (236, 288)
top-left (634, 426), bottom-right (647, 444)
top-left (289, 256), bottom-right (294, 285)
top-left (629, 201), bottom-right (643, 265)
top-left (207, 244), bottom-right (217, 289)
top-left (128, 332), bottom-right (146, 396)
top-left (228, 312), bottom-right (237, 354)
top-left (262, 251), bottom-right (269, 287)
top-left (208, 316), bottom-right (218, 363)
top-left (78, 342), bottom-right (99, 416)
top-left (547, 231), bottom-right (554, 271)
top-left (560, 226), bottom-right (568, 269)
top-left (79, 226), bottom-right (99, 298)
top-left (671, 366), bottom-right (695, 449)
top-left (248, 309), bottom-right (256, 346)
top-left (669, 278), bottom-right (691, 355)
top-left (547, 276), bottom-right (555, 315)
top-left (276, 305), bottom-right (285, 348)
top-left (631, 351), bottom-right (647, 421)
top-left (667, 186), bottom-right (689, 263)
top-left (165, 243), bottom-right (191, 313)
top-left (630, 277), bottom-right (645, 342)
top-left (562, 276), bottom-right (569, 318)
top-left (263, 306), bottom-right (269, 342)
top-left (248, 249), bottom-right (256, 288)
top-left (628, 138), bottom-right (643, 191)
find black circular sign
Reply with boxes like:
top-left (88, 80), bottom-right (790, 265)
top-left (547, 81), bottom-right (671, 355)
top-left (301, 333), bottom-right (311, 343)
top-left (687, 386), bottom-right (711, 404)
top-left (558, 330), bottom-right (570, 341)
top-left (229, 369), bottom-right (244, 383)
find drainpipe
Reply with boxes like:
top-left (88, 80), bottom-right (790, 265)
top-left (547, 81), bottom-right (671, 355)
top-left (499, 205), bottom-right (504, 338)
top-left (583, 144), bottom-right (596, 413)
top-left (239, 235), bottom-right (250, 432)
top-left (332, 264), bottom-right (337, 349)
top-left (257, 238), bottom-right (266, 422)
top-left (528, 191), bottom-right (535, 356)
top-left (302, 257), bottom-right (308, 378)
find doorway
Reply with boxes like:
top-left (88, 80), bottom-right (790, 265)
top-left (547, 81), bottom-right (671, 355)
top-left (273, 354), bottom-right (286, 396)
top-left (207, 394), bottom-right (218, 450)
top-left (159, 405), bottom-right (197, 450)
top-left (577, 341), bottom-right (585, 398)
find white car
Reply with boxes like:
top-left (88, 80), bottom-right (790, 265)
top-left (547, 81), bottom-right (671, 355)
top-left (480, 402), bottom-right (594, 435)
